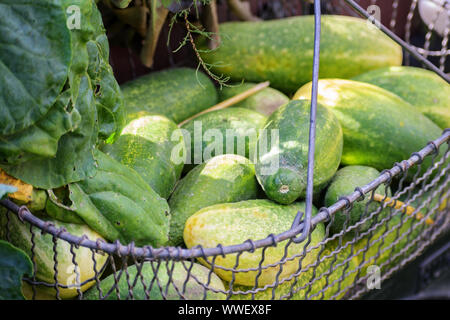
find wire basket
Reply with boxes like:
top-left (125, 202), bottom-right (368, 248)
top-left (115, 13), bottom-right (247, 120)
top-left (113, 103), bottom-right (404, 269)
top-left (0, 0), bottom-right (449, 300)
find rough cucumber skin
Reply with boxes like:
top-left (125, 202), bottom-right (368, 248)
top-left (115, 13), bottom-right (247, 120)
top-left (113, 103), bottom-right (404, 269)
top-left (184, 199), bottom-right (325, 287)
top-left (294, 79), bottom-right (443, 174)
top-left (218, 83), bottom-right (289, 116)
top-left (198, 15), bottom-right (402, 93)
top-left (324, 165), bottom-right (389, 236)
top-left (121, 68), bottom-right (218, 124)
top-left (0, 212), bottom-right (108, 299)
top-left (256, 100), bottom-right (343, 204)
top-left (168, 154), bottom-right (260, 246)
top-left (181, 107), bottom-right (267, 167)
top-left (230, 243), bottom-right (357, 300)
top-left (101, 112), bottom-right (184, 199)
top-left (353, 66), bottom-right (450, 130)
top-left (84, 262), bottom-right (225, 300)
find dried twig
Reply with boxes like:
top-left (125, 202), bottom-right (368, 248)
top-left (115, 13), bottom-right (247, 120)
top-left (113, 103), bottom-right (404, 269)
top-left (178, 81), bottom-right (270, 126)
top-left (183, 11), bottom-right (230, 87)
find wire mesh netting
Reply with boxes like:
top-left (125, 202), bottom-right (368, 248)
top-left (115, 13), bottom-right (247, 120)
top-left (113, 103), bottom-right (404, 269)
top-left (0, 0), bottom-right (449, 300)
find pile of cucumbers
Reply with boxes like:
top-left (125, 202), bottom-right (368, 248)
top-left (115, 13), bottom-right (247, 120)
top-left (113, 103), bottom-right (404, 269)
top-left (1, 4), bottom-right (448, 300)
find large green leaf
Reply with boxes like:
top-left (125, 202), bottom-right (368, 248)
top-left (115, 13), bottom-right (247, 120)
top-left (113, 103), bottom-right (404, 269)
top-left (70, 0), bottom-right (125, 143)
top-left (86, 32), bottom-right (125, 142)
top-left (0, 240), bottom-right (33, 300)
top-left (0, 90), bottom-right (81, 165)
top-left (0, 75), bottom-right (98, 189)
top-left (68, 150), bottom-right (171, 247)
top-left (0, 0), bottom-right (125, 188)
top-left (0, 0), bottom-right (71, 136)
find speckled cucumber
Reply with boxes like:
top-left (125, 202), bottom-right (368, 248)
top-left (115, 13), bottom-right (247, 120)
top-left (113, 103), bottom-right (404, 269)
top-left (294, 79), bottom-right (444, 175)
top-left (180, 108), bottom-right (267, 168)
top-left (101, 111), bottom-right (184, 199)
top-left (0, 212), bottom-right (108, 299)
top-left (184, 199), bottom-right (325, 287)
top-left (353, 66), bottom-right (450, 129)
top-left (230, 241), bottom-right (358, 300)
top-left (197, 15), bottom-right (402, 93)
top-left (168, 154), bottom-right (260, 246)
top-left (255, 100), bottom-right (343, 205)
top-left (218, 83), bottom-right (289, 116)
top-left (84, 262), bottom-right (226, 300)
top-left (121, 68), bottom-right (218, 124)
top-left (325, 166), bottom-right (391, 236)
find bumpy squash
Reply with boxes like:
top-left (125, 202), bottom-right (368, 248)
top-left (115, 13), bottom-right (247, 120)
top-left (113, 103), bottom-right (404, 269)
top-left (184, 200), bottom-right (325, 287)
top-left (294, 79), bottom-right (443, 174)
top-left (256, 100), bottom-right (343, 204)
top-left (121, 68), bottom-right (218, 124)
top-left (324, 166), bottom-right (390, 236)
top-left (353, 66), bottom-right (450, 129)
top-left (198, 15), bottom-right (402, 93)
top-left (168, 154), bottom-right (260, 246)
top-left (180, 108), bottom-right (267, 168)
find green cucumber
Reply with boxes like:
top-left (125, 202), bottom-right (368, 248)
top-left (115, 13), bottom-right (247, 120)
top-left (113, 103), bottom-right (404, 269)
top-left (353, 66), bottom-right (450, 129)
top-left (84, 261), bottom-right (225, 300)
top-left (0, 212), bottom-right (108, 299)
top-left (294, 79), bottom-right (443, 174)
top-left (168, 154), bottom-right (260, 246)
top-left (184, 199), bottom-right (325, 287)
top-left (218, 83), bottom-right (289, 116)
top-left (121, 68), bottom-right (218, 124)
top-left (230, 241), bottom-right (357, 300)
top-left (255, 100), bottom-right (343, 204)
top-left (101, 111), bottom-right (184, 199)
top-left (197, 15), bottom-right (402, 93)
top-left (324, 165), bottom-right (390, 236)
top-left (180, 108), bottom-right (267, 168)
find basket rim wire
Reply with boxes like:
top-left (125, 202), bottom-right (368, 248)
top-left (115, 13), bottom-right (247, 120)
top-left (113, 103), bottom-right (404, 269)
top-left (0, 0), bottom-right (450, 300)
top-left (343, 0), bottom-right (450, 82)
